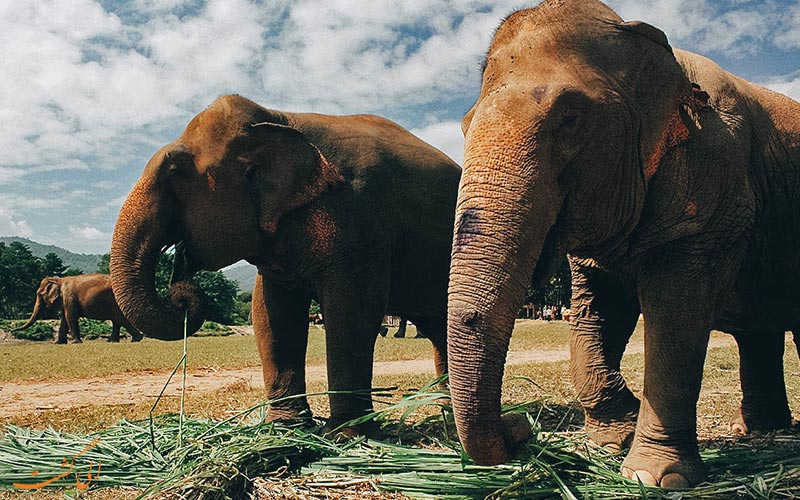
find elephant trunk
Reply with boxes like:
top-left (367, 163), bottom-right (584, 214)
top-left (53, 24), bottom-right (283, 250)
top-left (448, 108), bottom-right (560, 465)
top-left (110, 178), bottom-right (204, 340)
top-left (12, 295), bottom-right (44, 331)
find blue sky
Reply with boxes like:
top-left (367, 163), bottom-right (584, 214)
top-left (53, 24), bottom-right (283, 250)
top-left (1, 0), bottom-right (799, 254)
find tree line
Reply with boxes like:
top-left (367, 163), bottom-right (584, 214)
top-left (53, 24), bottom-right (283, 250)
top-left (0, 241), bottom-right (250, 325)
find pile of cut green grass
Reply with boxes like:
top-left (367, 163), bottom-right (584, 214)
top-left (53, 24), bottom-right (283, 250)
top-left (1, 380), bottom-right (799, 500)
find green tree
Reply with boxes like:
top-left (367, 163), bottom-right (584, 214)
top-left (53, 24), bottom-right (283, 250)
top-left (153, 253), bottom-right (247, 325)
top-left (40, 252), bottom-right (68, 277)
top-left (0, 242), bottom-right (44, 318)
top-left (97, 253), bottom-right (110, 274)
top-left (524, 256), bottom-right (572, 307)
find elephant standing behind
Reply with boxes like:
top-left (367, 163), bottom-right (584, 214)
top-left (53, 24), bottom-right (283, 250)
top-left (110, 95), bottom-right (460, 433)
top-left (13, 274), bottom-right (143, 344)
top-left (447, 0), bottom-right (800, 488)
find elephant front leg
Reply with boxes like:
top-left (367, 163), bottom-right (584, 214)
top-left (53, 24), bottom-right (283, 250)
top-left (320, 282), bottom-right (388, 439)
top-left (730, 331), bottom-right (791, 434)
top-left (569, 259), bottom-right (640, 451)
top-left (621, 272), bottom-right (714, 488)
top-left (253, 275), bottom-right (312, 422)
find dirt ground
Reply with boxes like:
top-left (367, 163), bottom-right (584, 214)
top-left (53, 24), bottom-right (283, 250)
top-left (0, 336), bottom-right (736, 418)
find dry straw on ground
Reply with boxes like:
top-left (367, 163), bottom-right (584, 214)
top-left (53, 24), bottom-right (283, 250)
top-left (1, 377), bottom-right (800, 499)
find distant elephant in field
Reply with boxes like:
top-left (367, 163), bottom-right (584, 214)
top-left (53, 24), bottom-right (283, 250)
top-left (110, 94), bottom-right (459, 434)
top-left (13, 274), bottom-right (143, 344)
top-left (447, 0), bottom-right (800, 487)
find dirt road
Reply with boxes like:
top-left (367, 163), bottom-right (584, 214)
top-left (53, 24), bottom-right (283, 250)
top-left (0, 337), bottom-right (736, 418)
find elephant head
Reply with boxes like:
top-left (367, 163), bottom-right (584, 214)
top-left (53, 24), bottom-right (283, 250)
top-left (13, 277), bottom-right (62, 331)
top-left (448, 0), bottom-right (697, 465)
top-left (110, 94), bottom-right (343, 340)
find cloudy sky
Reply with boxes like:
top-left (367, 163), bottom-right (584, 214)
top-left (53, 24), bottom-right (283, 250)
top-left (2, 0), bottom-right (799, 254)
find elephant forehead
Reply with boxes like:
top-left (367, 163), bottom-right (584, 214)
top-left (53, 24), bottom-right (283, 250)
top-left (180, 107), bottom-right (243, 171)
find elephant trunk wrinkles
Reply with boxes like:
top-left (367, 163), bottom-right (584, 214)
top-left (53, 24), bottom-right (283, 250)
top-left (110, 178), bottom-right (204, 340)
top-left (448, 115), bottom-right (560, 465)
top-left (12, 296), bottom-right (43, 331)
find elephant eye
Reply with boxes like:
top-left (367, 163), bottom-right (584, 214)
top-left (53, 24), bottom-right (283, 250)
top-left (560, 114), bottom-right (578, 129)
top-left (244, 164), bottom-right (257, 181)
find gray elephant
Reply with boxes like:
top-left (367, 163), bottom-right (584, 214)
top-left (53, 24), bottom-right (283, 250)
top-left (447, 0), bottom-right (800, 488)
top-left (13, 274), bottom-right (143, 343)
top-left (110, 95), bottom-right (459, 434)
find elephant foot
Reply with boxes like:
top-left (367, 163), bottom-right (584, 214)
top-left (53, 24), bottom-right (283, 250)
top-left (584, 410), bottom-right (637, 452)
top-left (108, 337), bottom-right (120, 343)
top-left (72, 338), bottom-right (82, 344)
top-left (322, 416), bottom-right (383, 441)
top-left (729, 404), bottom-right (792, 436)
top-left (583, 394), bottom-right (640, 451)
top-left (131, 334), bottom-right (143, 343)
top-left (266, 404), bottom-right (313, 424)
top-left (621, 438), bottom-right (706, 488)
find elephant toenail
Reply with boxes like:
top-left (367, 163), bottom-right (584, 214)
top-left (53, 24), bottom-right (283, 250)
top-left (661, 473), bottom-right (690, 489)
top-left (631, 470), bottom-right (657, 486)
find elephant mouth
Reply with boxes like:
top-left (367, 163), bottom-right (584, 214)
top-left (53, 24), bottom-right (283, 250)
top-left (170, 240), bottom-right (202, 284)
top-left (531, 224), bottom-right (565, 288)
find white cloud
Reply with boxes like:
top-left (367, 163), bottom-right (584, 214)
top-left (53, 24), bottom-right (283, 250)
top-left (1, 0), bottom-right (798, 254)
top-left (609, 0), bottom-right (782, 55)
top-left (763, 72), bottom-right (800, 102)
top-left (69, 225), bottom-right (110, 241)
top-left (0, 207), bottom-right (33, 238)
top-left (258, 1), bottom-right (527, 113)
top-left (411, 120), bottom-right (465, 165)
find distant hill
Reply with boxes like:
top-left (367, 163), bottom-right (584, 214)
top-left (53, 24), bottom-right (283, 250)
top-left (1, 236), bottom-right (258, 289)
top-left (222, 262), bottom-right (258, 293)
top-left (0, 237), bottom-right (103, 274)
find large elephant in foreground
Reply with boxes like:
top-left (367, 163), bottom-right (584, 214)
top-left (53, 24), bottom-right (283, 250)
top-left (13, 274), bottom-right (143, 343)
top-left (110, 95), bottom-right (459, 432)
top-left (448, 0), bottom-right (800, 487)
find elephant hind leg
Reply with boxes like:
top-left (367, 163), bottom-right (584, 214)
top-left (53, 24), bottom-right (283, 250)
top-left (56, 316), bottom-right (69, 344)
top-left (730, 330), bottom-right (791, 435)
top-left (410, 316), bottom-right (447, 378)
top-left (109, 322), bottom-right (121, 342)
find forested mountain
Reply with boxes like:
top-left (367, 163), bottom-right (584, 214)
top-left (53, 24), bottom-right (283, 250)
top-left (0, 237), bottom-right (102, 274)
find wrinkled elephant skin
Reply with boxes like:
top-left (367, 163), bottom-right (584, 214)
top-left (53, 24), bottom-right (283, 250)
top-left (111, 95), bottom-right (459, 434)
top-left (448, 0), bottom-right (800, 487)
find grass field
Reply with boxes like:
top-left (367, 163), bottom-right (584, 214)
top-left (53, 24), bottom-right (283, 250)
top-left (0, 320), bottom-right (798, 498)
top-left (0, 321), bottom-right (582, 382)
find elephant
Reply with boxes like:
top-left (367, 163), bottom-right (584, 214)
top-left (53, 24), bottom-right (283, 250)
top-left (13, 274), bottom-right (143, 344)
top-left (110, 94), bottom-right (460, 434)
top-left (447, 0), bottom-right (800, 488)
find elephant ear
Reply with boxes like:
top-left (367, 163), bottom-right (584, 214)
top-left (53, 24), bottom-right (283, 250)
top-left (246, 122), bottom-right (345, 233)
top-left (41, 279), bottom-right (61, 307)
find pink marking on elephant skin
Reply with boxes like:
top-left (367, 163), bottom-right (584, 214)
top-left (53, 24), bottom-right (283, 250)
top-left (643, 108), bottom-right (689, 182)
top-left (207, 172), bottom-right (217, 190)
top-left (684, 201), bottom-right (697, 217)
top-left (305, 207), bottom-right (337, 257)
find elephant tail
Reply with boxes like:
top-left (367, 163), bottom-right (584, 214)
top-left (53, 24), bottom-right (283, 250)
top-left (793, 331), bottom-right (799, 357)
top-left (11, 296), bottom-right (44, 331)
